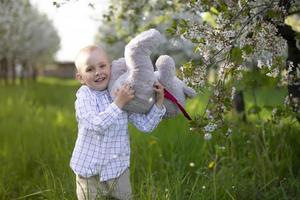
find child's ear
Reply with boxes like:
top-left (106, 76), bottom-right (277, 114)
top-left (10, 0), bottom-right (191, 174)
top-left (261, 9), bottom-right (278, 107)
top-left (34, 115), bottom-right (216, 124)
top-left (76, 73), bottom-right (84, 84)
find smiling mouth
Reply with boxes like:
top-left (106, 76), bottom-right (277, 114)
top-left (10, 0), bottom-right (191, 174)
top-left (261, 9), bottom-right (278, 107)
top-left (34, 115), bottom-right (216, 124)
top-left (95, 77), bottom-right (105, 82)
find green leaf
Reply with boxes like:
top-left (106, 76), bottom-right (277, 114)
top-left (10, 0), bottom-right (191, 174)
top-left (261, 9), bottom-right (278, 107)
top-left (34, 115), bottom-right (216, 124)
top-left (166, 28), bottom-right (176, 36)
top-left (242, 44), bottom-right (253, 55)
top-left (178, 19), bottom-right (188, 28)
top-left (171, 19), bottom-right (178, 29)
top-left (191, 38), bottom-right (198, 43)
top-left (179, 27), bottom-right (187, 35)
top-left (194, 45), bottom-right (200, 53)
top-left (230, 47), bottom-right (243, 64)
top-left (210, 7), bottom-right (219, 15)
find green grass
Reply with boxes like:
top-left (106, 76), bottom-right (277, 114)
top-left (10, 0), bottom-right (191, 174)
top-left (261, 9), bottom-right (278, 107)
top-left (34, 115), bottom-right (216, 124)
top-left (0, 78), bottom-right (299, 199)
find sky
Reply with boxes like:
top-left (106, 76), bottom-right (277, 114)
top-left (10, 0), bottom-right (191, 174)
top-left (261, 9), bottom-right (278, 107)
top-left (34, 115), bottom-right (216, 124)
top-left (30, 0), bottom-right (109, 62)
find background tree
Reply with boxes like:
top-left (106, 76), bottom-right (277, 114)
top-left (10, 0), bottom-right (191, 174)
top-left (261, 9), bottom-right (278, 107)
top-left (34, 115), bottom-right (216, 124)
top-left (0, 0), bottom-right (60, 84)
top-left (95, 0), bottom-right (198, 66)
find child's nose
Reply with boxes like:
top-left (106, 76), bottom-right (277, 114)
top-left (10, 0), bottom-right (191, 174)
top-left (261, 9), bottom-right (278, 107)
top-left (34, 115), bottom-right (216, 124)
top-left (95, 68), bottom-right (101, 75)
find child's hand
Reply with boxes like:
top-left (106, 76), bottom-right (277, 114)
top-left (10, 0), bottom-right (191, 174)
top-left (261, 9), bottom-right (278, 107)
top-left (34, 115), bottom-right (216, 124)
top-left (153, 81), bottom-right (164, 109)
top-left (114, 83), bottom-right (135, 109)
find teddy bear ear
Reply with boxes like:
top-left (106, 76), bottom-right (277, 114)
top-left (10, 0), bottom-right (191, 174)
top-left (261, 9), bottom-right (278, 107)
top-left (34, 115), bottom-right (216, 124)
top-left (154, 55), bottom-right (176, 88)
top-left (183, 85), bottom-right (197, 98)
top-left (155, 55), bottom-right (175, 72)
top-left (155, 55), bottom-right (176, 76)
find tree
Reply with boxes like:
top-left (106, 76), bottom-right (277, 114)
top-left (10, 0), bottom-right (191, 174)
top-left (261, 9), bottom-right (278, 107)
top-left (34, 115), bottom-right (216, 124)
top-left (99, 0), bottom-right (300, 127)
top-left (0, 0), bottom-right (60, 84)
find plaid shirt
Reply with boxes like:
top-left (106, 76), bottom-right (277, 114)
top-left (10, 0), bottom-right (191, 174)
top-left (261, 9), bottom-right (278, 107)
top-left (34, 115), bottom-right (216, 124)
top-left (70, 85), bottom-right (165, 181)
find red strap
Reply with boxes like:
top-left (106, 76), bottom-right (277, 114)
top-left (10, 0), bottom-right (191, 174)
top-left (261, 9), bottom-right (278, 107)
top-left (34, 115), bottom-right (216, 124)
top-left (164, 88), bottom-right (192, 120)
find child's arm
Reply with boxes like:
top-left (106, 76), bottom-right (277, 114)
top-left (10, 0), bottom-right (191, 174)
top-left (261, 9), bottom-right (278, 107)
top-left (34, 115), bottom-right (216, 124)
top-left (129, 82), bottom-right (166, 132)
top-left (75, 86), bottom-right (126, 134)
top-left (153, 81), bottom-right (164, 109)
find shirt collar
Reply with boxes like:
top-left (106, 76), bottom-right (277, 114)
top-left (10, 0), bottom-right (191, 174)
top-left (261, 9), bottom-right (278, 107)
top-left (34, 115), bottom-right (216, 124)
top-left (89, 87), bottom-right (108, 96)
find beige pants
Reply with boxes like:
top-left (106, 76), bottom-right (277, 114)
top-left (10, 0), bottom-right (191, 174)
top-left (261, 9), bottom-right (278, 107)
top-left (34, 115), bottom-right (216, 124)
top-left (76, 169), bottom-right (132, 200)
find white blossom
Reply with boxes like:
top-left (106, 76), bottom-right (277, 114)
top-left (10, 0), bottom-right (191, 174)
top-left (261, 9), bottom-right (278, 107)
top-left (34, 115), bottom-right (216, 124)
top-left (204, 123), bottom-right (217, 133)
top-left (204, 133), bottom-right (212, 141)
top-left (266, 68), bottom-right (280, 78)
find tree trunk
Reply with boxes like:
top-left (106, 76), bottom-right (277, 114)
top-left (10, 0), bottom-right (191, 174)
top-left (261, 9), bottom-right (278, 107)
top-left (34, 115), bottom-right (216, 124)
top-left (232, 90), bottom-right (247, 122)
top-left (0, 58), bottom-right (3, 85)
top-left (0, 58), bottom-right (9, 85)
top-left (278, 24), bottom-right (300, 122)
top-left (11, 59), bottom-right (16, 85)
top-left (20, 61), bottom-right (26, 85)
top-left (277, 0), bottom-right (300, 122)
top-left (32, 65), bottom-right (38, 81)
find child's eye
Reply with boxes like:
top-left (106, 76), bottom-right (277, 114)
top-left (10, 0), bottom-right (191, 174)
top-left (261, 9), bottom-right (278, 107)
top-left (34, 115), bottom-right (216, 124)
top-left (86, 68), bottom-right (92, 72)
top-left (100, 64), bottom-right (106, 68)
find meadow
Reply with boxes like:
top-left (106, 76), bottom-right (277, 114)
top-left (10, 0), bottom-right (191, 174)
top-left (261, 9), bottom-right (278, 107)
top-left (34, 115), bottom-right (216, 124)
top-left (0, 78), bottom-right (299, 200)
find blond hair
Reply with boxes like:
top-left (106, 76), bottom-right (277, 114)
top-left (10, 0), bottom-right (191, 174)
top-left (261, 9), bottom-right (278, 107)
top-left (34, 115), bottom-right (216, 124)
top-left (74, 45), bottom-right (106, 71)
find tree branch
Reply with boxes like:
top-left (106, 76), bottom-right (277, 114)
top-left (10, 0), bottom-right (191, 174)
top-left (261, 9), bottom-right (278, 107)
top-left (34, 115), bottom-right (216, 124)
top-left (288, 9), bottom-right (300, 16)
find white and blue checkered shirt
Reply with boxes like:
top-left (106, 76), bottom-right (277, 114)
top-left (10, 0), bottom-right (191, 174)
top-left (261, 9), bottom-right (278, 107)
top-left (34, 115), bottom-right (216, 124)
top-left (70, 85), bottom-right (165, 181)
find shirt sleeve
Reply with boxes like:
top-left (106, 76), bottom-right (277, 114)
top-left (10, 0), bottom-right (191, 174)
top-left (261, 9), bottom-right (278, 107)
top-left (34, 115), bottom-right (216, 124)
top-left (128, 104), bottom-right (166, 133)
top-left (75, 87), bottom-right (123, 134)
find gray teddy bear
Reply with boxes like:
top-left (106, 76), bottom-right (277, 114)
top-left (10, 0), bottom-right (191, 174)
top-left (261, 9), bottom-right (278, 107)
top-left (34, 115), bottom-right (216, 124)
top-left (108, 29), bottom-right (196, 118)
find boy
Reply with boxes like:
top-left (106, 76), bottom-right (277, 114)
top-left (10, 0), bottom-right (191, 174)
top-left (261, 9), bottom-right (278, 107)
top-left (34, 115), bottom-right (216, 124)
top-left (70, 45), bottom-right (166, 200)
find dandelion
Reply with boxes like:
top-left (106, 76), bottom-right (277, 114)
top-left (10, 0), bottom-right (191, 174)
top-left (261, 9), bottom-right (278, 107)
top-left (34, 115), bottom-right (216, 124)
top-left (208, 161), bottom-right (215, 170)
top-left (202, 185), bottom-right (206, 190)
top-left (189, 162), bottom-right (195, 167)
top-left (149, 139), bottom-right (157, 146)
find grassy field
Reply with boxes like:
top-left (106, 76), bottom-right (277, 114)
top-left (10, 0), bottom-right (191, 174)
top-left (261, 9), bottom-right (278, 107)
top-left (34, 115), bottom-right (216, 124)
top-left (0, 78), bottom-right (299, 200)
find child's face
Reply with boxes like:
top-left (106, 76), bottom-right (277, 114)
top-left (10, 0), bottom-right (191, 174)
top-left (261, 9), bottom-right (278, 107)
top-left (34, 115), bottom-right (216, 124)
top-left (76, 49), bottom-right (111, 91)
